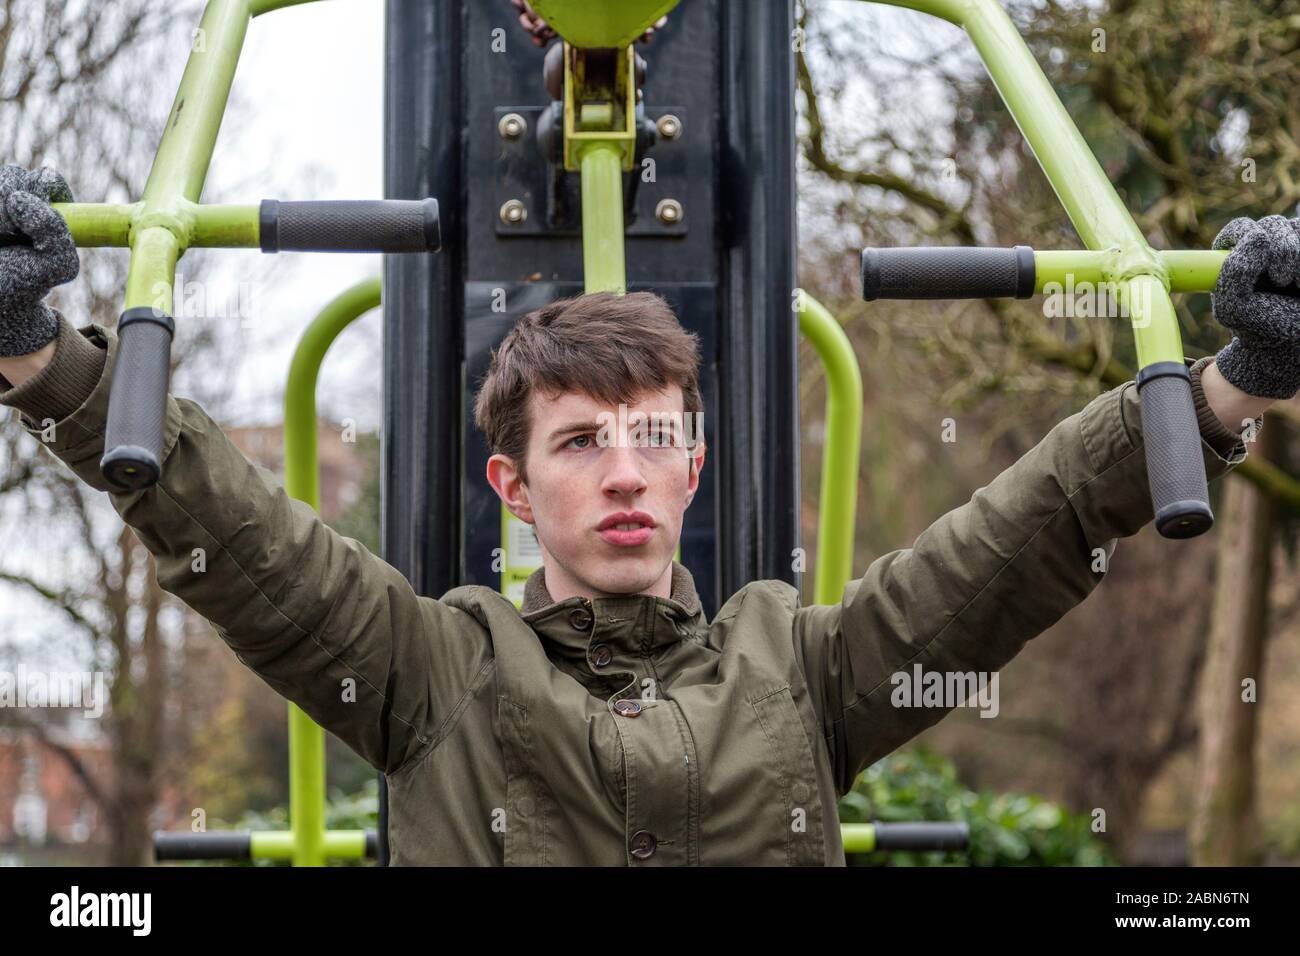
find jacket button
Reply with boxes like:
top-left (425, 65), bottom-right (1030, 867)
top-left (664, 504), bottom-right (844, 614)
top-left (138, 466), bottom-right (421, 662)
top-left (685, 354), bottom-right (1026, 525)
top-left (613, 698), bottom-right (642, 717)
top-left (591, 644), bottom-right (613, 667)
top-left (568, 607), bottom-right (593, 631)
top-left (629, 829), bottom-right (657, 860)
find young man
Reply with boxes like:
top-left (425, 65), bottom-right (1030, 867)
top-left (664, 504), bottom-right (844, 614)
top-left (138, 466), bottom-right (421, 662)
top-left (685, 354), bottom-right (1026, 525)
top-left (1, 165), bottom-right (1295, 865)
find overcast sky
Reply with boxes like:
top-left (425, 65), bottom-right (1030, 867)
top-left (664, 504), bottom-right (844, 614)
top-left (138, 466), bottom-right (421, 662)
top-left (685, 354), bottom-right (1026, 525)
top-left (201, 0), bottom-right (386, 431)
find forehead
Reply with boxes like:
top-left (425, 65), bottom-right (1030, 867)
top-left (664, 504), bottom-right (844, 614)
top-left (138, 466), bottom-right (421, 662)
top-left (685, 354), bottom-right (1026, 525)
top-left (528, 383), bottom-right (685, 430)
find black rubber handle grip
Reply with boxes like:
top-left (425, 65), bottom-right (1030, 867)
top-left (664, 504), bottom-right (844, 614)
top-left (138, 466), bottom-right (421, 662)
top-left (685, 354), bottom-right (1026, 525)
top-left (153, 831), bottom-right (252, 861)
top-left (871, 821), bottom-right (970, 851)
top-left (862, 245), bottom-right (1035, 300)
top-left (1137, 364), bottom-right (1214, 539)
top-left (101, 308), bottom-right (174, 491)
top-left (260, 198), bottom-right (440, 253)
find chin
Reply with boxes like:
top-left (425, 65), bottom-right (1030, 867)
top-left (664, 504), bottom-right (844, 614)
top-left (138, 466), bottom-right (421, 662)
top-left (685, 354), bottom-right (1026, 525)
top-left (584, 554), bottom-right (663, 595)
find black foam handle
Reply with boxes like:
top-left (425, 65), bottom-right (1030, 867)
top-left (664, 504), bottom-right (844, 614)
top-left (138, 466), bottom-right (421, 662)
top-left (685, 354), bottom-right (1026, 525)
top-left (153, 831), bottom-right (252, 861)
top-left (260, 198), bottom-right (440, 253)
top-left (1137, 363), bottom-right (1214, 539)
top-left (101, 308), bottom-right (174, 492)
top-left (871, 821), bottom-right (970, 852)
top-left (862, 245), bottom-right (1035, 300)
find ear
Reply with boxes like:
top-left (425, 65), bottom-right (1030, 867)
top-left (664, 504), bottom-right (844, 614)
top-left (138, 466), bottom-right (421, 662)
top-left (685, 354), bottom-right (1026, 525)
top-left (486, 453), bottom-right (534, 523)
top-left (683, 440), bottom-right (706, 507)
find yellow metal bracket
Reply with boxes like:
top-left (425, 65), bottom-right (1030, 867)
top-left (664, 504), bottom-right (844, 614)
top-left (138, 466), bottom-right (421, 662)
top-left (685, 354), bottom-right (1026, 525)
top-left (562, 43), bottom-right (638, 171)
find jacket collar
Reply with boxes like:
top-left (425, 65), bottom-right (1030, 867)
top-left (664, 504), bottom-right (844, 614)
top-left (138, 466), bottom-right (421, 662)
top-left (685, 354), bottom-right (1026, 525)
top-left (519, 560), bottom-right (705, 659)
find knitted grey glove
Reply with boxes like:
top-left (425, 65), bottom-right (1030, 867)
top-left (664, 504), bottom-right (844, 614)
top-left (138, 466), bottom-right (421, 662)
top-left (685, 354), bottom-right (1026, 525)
top-left (0, 165), bottom-right (80, 358)
top-left (0, 165), bottom-right (74, 242)
top-left (1210, 214), bottom-right (1300, 399)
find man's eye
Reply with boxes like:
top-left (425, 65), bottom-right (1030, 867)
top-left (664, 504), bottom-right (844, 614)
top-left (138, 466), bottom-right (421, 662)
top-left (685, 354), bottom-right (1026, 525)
top-left (567, 433), bottom-right (594, 450)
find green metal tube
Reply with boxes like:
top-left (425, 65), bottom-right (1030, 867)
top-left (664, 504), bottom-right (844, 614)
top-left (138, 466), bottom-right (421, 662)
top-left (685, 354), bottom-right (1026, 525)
top-left (798, 295), bottom-right (863, 605)
top-left (840, 823), bottom-right (877, 854)
top-left (249, 0), bottom-right (324, 16)
top-left (1123, 274), bottom-right (1183, 367)
top-left (879, 0), bottom-right (1183, 365)
top-left (250, 830), bottom-right (294, 860)
top-left (284, 277), bottom-right (382, 506)
top-left (249, 828), bottom-right (369, 861)
top-left (123, 226), bottom-right (181, 313)
top-left (321, 829), bottom-right (370, 858)
top-left (287, 703), bottom-right (326, 866)
top-left (1159, 250), bottom-right (1230, 292)
top-left (189, 203), bottom-right (262, 247)
top-left (579, 141), bottom-right (627, 293)
top-left (53, 202), bottom-right (262, 250)
top-left (282, 277), bottom-right (383, 867)
top-left (139, 1), bottom-right (251, 212)
top-left (1033, 251), bottom-right (1107, 290)
top-left (48, 203), bottom-right (138, 247)
top-left (1035, 250), bottom-right (1228, 294)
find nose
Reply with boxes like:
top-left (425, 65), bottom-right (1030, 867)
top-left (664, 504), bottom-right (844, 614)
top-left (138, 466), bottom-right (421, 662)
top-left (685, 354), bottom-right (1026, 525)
top-left (600, 442), bottom-right (648, 499)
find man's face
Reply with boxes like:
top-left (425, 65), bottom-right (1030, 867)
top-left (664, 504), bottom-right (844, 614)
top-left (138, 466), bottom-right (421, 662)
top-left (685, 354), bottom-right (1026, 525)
top-left (486, 384), bottom-right (706, 601)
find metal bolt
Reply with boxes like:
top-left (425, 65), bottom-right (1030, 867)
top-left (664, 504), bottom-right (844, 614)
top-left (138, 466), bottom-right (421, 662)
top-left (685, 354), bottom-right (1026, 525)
top-left (498, 112), bottom-right (527, 139)
top-left (655, 198), bottom-right (682, 225)
top-left (656, 114), bottom-right (682, 139)
top-left (500, 199), bottom-right (528, 225)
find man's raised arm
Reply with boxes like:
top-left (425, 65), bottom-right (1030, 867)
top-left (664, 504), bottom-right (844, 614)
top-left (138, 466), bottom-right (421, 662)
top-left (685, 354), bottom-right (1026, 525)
top-left (794, 213), bottom-right (1300, 797)
top-left (1, 168), bottom-right (482, 775)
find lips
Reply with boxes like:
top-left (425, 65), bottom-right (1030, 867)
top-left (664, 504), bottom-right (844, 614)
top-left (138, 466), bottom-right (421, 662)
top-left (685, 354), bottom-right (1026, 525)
top-left (597, 511), bottom-right (656, 531)
top-left (597, 511), bottom-right (656, 547)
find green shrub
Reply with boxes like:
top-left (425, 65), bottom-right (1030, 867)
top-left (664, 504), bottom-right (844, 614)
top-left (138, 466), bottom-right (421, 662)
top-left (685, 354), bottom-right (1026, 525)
top-left (838, 748), bottom-right (1114, 866)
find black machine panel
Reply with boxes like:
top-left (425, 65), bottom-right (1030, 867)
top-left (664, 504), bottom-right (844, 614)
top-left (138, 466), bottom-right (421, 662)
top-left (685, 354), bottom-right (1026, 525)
top-left (383, 0), bottom-right (799, 620)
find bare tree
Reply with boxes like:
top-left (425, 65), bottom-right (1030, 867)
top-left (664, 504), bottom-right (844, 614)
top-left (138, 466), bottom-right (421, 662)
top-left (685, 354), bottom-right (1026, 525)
top-left (0, 0), bottom-right (300, 864)
top-left (795, 0), bottom-right (1300, 860)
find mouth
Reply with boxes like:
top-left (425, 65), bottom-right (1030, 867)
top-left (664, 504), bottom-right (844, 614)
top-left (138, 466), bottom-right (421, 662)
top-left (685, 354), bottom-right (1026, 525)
top-left (596, 511), bottom-right (656, 548)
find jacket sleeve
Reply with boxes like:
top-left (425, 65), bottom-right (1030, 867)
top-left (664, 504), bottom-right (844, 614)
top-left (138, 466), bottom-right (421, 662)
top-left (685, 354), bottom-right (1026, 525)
top-left (1, 313), bottom-right (484, 774)
top-left (793, 362), bottom-right (1255, 795)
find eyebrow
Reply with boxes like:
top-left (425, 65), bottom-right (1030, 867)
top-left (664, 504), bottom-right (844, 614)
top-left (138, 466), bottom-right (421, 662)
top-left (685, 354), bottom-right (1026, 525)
top-left (546, 417), bottom-right (684, 443)
top-left (547, 421), bottom-right (601, 442)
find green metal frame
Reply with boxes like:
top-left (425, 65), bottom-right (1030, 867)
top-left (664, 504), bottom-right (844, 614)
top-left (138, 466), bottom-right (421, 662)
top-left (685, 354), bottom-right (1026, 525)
top-left (579, 140), bottom-right (629, 293)
top-left (48, 0), bottom-right (332, 293)
top-left (528, 0), bottom-right (681, 49)
top-left (878, 0), bottom-right (1220, 367)
top-left (841, 823), bottom-right (880, 854)
top-left (262, 277), bottom-right (382, 866)
top-left (534, 2), bottom-right (689, 294)
top-left (799, 294), bottom-right (864, 605)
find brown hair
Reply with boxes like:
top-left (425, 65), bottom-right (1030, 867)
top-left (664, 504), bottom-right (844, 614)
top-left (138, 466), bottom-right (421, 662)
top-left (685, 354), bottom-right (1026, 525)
top-left (472, 291), bottom-right (703, 484)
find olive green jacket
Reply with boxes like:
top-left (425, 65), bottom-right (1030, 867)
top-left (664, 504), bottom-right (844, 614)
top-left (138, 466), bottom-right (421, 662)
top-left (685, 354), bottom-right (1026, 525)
top-left (1, 313), bottom-right (1251, 865)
